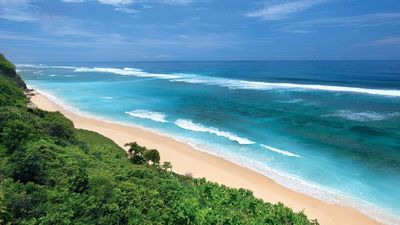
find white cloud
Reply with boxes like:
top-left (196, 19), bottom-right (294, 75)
top-left (161, 0), bottom-right (194, 4)
top-left (0, 0), bottom-right (38, 22)
top-left (61, 0), bottom-right (86, 3)
top-left (38, 16), bottom-right (97, 37)
top-left (282, 12), bottom-right (400, 32)
top-left (269, 12), bottom-right (400, 34)
top-left (61, 0), bottom-right (135, 6)
top-left (97, 0), bottom-right (134, 6)
top-left (247, 0), bottom-right (326, 21)
top-left (299, 12), bottom-right (400, 27)
top-left (360, 37), bottom-right (400, 47)
top-left (0, 31), bottom-right (47, 42)
top-left (371, 37), bottom-right (400, 46)
top-left (115, 7), bottom-right (140, 13)
top-left (0, 0), bottom-right (27, 3)
top-left (61, 0), bottom-right (134, 5)
top-left (59, 0), bottom-right (196, 14)
top-left (61, 0), bottom-right (196, 6)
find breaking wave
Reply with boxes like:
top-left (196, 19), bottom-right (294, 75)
top-left (18, 64), bottom-right (400, 97)
top-left (100, 96), bottom-right (113, 100)
top-left (17, 64), bottom-right (77, 69)
top-left (74, 67), bottom-right (180, 79)
top-left (126, 109), bottom-right (167, 123)
top-left (174, 119), bottom-right (255, 145)
top-left (261, 144), bottom-right (301, 157)
top-left (72, 66), bottom-right (400, 97)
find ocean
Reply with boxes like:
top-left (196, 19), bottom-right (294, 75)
top-left (17, 61), bottom-right (400, 224)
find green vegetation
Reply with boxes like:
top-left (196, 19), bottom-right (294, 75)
top-left (0, 54), bottom-right (318, 224)
top-left (0, 54), bottom-right (26, 90)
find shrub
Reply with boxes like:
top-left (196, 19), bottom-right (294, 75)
top-left (5, 141), bottom-right (50, 185)
top-left (1, 120), bottom-right (36, 154)
top-left (144, 149), bottom-right (160, 165)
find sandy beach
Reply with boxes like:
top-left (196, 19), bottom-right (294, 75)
top-left (30, 90), bottom-right (380, 225)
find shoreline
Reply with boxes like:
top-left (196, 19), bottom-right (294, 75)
top-left (29, 89), bottom-right (380, 225)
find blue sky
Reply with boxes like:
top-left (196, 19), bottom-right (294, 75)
top-left (1, 0), bottom-right (400, 62)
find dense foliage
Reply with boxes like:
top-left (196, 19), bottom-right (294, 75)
top-left (0, 54), bottom-right (318, 224)
top-left (0, 54), bottom-right (26, 90)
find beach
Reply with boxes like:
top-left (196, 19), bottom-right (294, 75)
top-left (29, 90), bottom-right (380, 225)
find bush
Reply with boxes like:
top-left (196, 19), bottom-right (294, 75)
top-left (5, 141), bottom-right (51, 185)
top-left (33, 109), bottom-right (75, 141)
top-left (0, 54), bottom-right (26, 89)
top-left (0, 77), bottom-right (26, 107)
top-left (144, 149), bottom-right (160, 165)
top-left (1, 179), bottom-right (47, 223)
top-left (68, 163), bottom-right (90, 193)
top-left (1, 120), bottom-right (36, 153)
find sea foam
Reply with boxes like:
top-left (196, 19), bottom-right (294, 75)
top-left (100, 96), bottom-right (113, 100)
top-left (71, 66), bottom-right (400, 97)
top-left (21, 64), bottom-right (400, 97)
top-left (169, 136), bottom-right (400, 225)
top-left (260, 144), bottom-right (301, 157)
top-left (126, 110), bottom-right (167, 123)
top-left (74, 67), bottom-right (180, 79)
top-left (16, 64), bottom-right (77, 69)
top-left (27, 83), bottom-right (400, 224)
top-left (174, 119), bottom-right (255, 145)
top-left (332, 110), bottom-right (400, 122)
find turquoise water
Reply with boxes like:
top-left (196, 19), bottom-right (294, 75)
top-left (18, 61), bottom-right (400, 224)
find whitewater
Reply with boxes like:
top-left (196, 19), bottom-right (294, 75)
top-left (17, 61), bottom-right (400, 224)
top-left (18, 64), bottom-right (400, 97)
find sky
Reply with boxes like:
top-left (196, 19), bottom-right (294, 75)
top-left (1, 0), bottom-right (400, 62)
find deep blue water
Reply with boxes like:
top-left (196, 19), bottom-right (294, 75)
top-left (17, 61), bottom-right (400, 224)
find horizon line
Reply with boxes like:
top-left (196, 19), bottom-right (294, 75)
top-left (15, 59), bottom-right (400, 64)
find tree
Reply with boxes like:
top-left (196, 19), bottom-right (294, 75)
top-left (5, 140), bottom-right (52, 184)
top-left (7, 149), bottom-right (44, 184)
top-left (42, 112), bottom-right (74, 140)
top-left (49, 121), bottom-right (74, 140)
top-left (144, 149), bottom-right (160, 165)
top-left (124, 142), bottom-right (147, 165)
top-left (69, 166), bottom-right (90, 193)
top-left (1, 180), bottom-right (47, 222)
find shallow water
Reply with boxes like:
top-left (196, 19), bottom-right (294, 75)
top-left (18, 61), bottom-right (400, 224)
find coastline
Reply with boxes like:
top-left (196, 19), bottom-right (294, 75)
top-left (29, 90), bottom-right (380, 225)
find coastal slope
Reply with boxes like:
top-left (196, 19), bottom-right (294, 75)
top-left (0, 55), bottom-right (317, 224)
